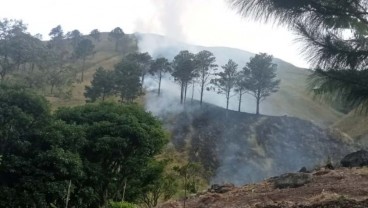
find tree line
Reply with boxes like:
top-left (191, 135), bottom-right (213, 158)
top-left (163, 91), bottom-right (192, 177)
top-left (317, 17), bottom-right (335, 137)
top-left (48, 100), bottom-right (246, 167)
top-left (0, 84), bottom-right (190, 207)
top-left (0, 18), bottom-right (129, 96)
top-left (86, 50), bottom-right (280, 115)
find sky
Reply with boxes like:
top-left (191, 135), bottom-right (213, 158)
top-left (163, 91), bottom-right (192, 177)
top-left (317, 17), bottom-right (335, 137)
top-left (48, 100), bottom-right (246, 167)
top-left (0, 0), bottom-right (309, 68)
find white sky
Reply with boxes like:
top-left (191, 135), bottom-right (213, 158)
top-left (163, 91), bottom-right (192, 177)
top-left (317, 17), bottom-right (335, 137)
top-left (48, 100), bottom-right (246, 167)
top-left (0, 0), bottom-right (309, 68)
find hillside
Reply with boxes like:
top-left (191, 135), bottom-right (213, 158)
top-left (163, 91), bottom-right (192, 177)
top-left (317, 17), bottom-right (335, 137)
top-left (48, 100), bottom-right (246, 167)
top-left (55, 32), bottom-right (343, 127)
top-left (148, 100), bottom-right (357, 186)
top-left (139, 33), bottom-right (342, 126)
top-left (159, 167), bottom-right (368, 208)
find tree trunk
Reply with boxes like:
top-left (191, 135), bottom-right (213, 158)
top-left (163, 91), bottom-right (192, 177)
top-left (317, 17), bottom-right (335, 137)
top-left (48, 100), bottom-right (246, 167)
top-left (65, 180), bottom-right (72, 208)
top-left (81, 58), bottom-right (86, 82)
top-left (115, 40), bottom-right (119, 52)
top-left (184, 82), bottom-right (188, 103)
top-left (51, 84), bottom-right (55, 94)
top-left (191, 82), bottom-right (195, 103)
top-left (180, 82), bottom-right (184, 104)
top-left (256, 90), bottom-right (261, 115)
top-left (141, 73), bottom-right (145, 87)
top-left (158, 71), bottom-right (162, 96)
top-left (238, 90), bottom-right (242, 112)
top-left (256, 97), bottom-right (260, 115)
top-left (122, 178), bottom-right (127, 202)
top-left (200, 78), bottom-right (205, 105)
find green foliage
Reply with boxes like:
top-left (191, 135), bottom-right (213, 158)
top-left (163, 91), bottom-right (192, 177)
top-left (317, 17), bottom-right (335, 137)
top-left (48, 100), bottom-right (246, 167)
top-left (195, 50), bottom-right (218, 105)
top-left (172, 50), bottom-right (198, 104)
top-left (0, 85), bottom-right (84, 207)
top-left (211, 59), bottom-right (238, 110)
top-left (56, 102), bottom-right (168, 206)
top-left (114, 60), bottom-right (142, 102)
top-left (230, 0), bottom-right (368, 112)
top-left (149, 57), bottom-right (172, 96)
top-left (109, 27), bottom-right (125, 52)
top-left (85, 67), bottom-right (115, 102)
top-left (109, 201), bottom-right (137, 208)
top-left (67, 29), bottom-right (82, 48)
top-left (90, 29), bottom-right (101, 41)
top-left (245, 53), bottom-right (280, 114)
top-left (125, 52), bottom-right (152, 86)
top-left (0, 18), bottom-right (28, 80)
top-left (74, 38), bottom-right (95, 81)
top-left (137, 160), bottom-right (178, 208)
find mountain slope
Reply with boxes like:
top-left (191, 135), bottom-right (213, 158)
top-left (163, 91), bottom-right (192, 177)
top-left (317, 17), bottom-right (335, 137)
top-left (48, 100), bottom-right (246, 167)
top-left (138, 33), bottom-right (343, 126)
top-left (153, 101), bottom-right (356, 186)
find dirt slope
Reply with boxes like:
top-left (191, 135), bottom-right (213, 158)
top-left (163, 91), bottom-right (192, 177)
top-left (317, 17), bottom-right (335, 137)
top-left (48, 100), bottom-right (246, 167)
top-left (160, 167), bottom-right (368, 208)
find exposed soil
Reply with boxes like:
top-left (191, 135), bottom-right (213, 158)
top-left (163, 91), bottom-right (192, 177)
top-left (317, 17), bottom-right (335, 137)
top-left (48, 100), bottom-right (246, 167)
top-left (159, 167), bottom-right (368, 208)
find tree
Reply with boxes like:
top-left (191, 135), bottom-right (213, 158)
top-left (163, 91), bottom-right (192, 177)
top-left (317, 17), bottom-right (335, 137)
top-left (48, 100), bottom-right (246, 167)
top-left (211, 59), bottom-right (238, 110)
top-left (173, 162), bottom-right (203, 208)
top-left (125, 52), bottom-right (152, 87)
top-left (89, 29), bottom-right (101, 41)
top-left (0, 19), bottom-right (27, 80)
top-left (195, 50), bottom-right (217, 105)
top-left (67, 29), bottom-right (82, 48)
top-left (109, 27), bottom-right (125, 52)
top-left (235, 67), bottom-right (250, 112)
top-left (137, 160), bottom-right (178, 208)
top-left (48, 25), bottom-right (69, 63)
top-left (230, 0), bottom-right (368, 112)
top-left (56, 102), bottom-right (167, 207)
top-left (49, 25), bottom-right (64, 40)
top-left (74, 38), bottom-right (95, 81)
top-left (149, 57), bottom-right (171, 96)
top-left (84, 67), bottom-right (115, 102)
top-left (0, 85), bottom-right (84, 207)
top-left (172, 50), bottom-right (197, 104)
top-left (46, 64), bottom-right (74, 95)
top-left (114, 60), bottom-right (142, 103)
top-left (245, 53), bottom-right (280, 115)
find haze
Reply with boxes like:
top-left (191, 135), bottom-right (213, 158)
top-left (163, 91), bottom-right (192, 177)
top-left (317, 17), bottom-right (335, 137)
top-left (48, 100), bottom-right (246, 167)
top-left (0, 0), bottom-right (308, 68)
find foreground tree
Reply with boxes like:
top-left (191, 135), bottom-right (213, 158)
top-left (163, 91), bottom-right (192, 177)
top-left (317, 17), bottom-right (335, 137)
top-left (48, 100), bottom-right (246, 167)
top-left (172, 50), bottom-right (197, 104)
top-left (149, 57), bottom-right (172, 96)
top-left (109, 27), bottom-right (125, 52)
top-left (230, 0), bottom-right (368, 112)
top-left (74, 38), bottom-right (95, 81)
top-left (0, 86), bottom-right (84, 207)
top-left (195, 50), bottom-right (217, 105)
top-left (84, 67), bottom-right (115, 102)
top-left (211, 59), bottom-right (238, 110)
top-left (246, 53), bottom-right (280, 115)
top-left (56, 102), bottom-right (167, 207)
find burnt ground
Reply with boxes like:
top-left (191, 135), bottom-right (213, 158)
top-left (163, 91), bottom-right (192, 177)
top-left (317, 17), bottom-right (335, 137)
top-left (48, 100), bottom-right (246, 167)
top-left (159, 167), bottom-right (368, 208)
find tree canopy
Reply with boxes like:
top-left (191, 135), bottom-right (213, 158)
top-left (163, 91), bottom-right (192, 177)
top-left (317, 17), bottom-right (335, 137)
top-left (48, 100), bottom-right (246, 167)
top-left (245, 53), bottom-right (280, 115)
top-left (230, 0), bottom-right (368, 112)
top-left (211, 59), bottom-right (238, 110)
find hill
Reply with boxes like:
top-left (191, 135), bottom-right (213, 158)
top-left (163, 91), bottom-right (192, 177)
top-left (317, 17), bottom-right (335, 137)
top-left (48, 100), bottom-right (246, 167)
top-left (138, 33), bottom-right (343, 127)
top-left (54, 32), bottom-right (343, 127)
top-left (147, 99), bottom-right (356, 186)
